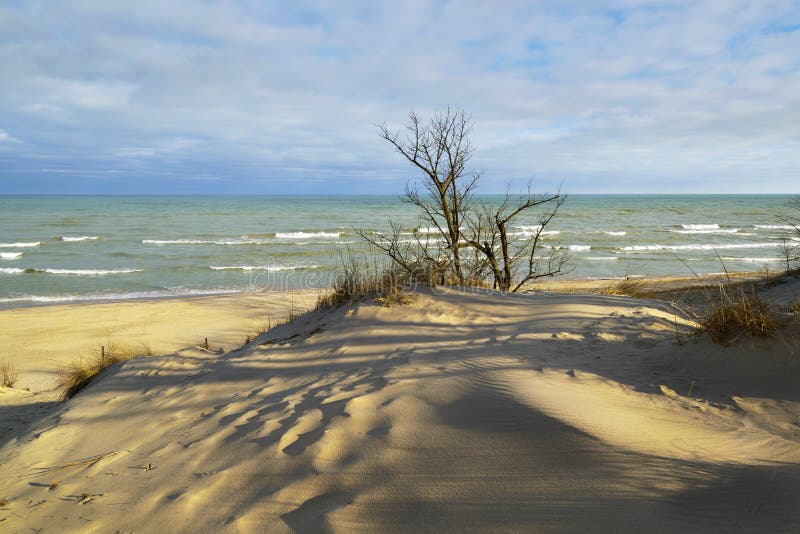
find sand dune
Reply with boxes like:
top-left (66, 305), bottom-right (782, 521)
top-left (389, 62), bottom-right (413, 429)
top-left (1, 286), bottom-right (799, 532)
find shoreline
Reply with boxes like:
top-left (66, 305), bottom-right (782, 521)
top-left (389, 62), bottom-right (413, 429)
top-left (0, 268), bottom-right (785, 311)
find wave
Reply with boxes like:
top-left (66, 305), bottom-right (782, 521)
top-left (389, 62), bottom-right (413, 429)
top-left (604, 231), bottom-right (626, 236)
top-left (672, 228), bottom-right (739, 235)
top-left (0, 267), bottom-right (142, 275)
top-left (275, 231), bottom-right (341, 239)
top-left (721, 257), bottom-right (781, 263)
top-left (567, 245), bottom-right (591, 252)
top-left (0, 252), bottom-right (22, 260)
top-left (209, 264), bottom-right (318, 271)
top-left (681, 224), bottom-right (719, 230)
top-left (619, 242), bottom-right (777, 252)
top-left (585, 256), bottom-right (618, 260)
top-left (143, 239), bottom-right (269, 245)
top-left (0, 288), bottom-right (245, 306)
top-left (59, 236), bottom-right (100, 242)
top-left (511, 230), bottom-right (560, 237)
top-left (754, 225), bottom-right (794, 230)
top-left (0, 242), bottom-right (40, 248)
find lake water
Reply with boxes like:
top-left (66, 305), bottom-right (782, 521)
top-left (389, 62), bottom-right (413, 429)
top-left (0, 194), bottom-right (797, 307)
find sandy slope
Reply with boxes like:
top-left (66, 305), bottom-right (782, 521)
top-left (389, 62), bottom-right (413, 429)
top-left (0, 291), bottom-right (319, 454)
top-left (1, 286), bottom-right (800, 532)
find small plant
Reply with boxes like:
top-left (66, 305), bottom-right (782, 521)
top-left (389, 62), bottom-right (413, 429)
top-left (1, 360), bottom-right (17, 388)
top-left (598, 279), bottom-right (652, 298)
top-left (58, 343), bottom-right (152, 400)
top-left (700, 285), bottom-right (778, 345)
top-left (316, 253), bottom-right (415, 309)
top-left (376, 288), bottom-right (416, 307)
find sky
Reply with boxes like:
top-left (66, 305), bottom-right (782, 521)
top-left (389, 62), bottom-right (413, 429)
top-left (0, 0), bottom-right (799, 194)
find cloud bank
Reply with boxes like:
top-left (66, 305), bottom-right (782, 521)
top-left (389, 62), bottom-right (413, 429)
top-left (0, 0), bottom-right (798, 193)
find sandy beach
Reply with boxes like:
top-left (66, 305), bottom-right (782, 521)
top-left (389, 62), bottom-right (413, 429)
top-left (1, 275), bottom-right (799, 532)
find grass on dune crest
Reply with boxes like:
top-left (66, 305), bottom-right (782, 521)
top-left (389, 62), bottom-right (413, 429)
top-left (598, 279), bottom-right (655, 299)
top-left (316, 254), bottom-right (418, 310)
top-left (1, 360), bottom-right (17, 388)
top-left (58, 343), bottom-right (153, 400)
top-left (699, 285), bottom-right (779, 345)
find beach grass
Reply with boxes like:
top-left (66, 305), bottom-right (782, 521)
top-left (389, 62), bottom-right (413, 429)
top-left (1, 360), bottom-right (17, 388)
top-left (316, 254), bottom-right (411, 309)
top-left (58, 343), bottom-right (153, 400)
top-left (699, 284), bottom-right (779, 345)
top-left (598, 279), bottom-right (655, 298)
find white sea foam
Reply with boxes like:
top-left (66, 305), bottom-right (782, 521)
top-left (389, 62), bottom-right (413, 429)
top-left (681, 224), bottom-right (719, 230)
top-left (567, 245), bottom-right (591, 252)
top-left (41, 268), bottom-right (143, 275)
top-left (0, 288), bottom-right (244, 305)
top-left (143, 239), bottom-right (269, 245)
top-left (619, 242), bottom-right (777, 252)
top-left (275, 232), bottom-right (341, 239)
top-left (672, 228), bottom-right (739, 235)
top-left (604, 231), bottom-right (626, 236)
top-left (512, 230), bottom-right (560, 237)
top-left (721, 257), bottom-right (781, 263)
top-left (1, 267), bottom-right (141, 275)
top-left (0, 242), bottom-right (40, 248)
top-left (61, 236), bottom-right (100, 242)
top-left (209, 264), bottom-right (318, 271)
top-left (754, 225), bottom-right (794, 230)
top-left (0, 252), bottom-right (23, 260)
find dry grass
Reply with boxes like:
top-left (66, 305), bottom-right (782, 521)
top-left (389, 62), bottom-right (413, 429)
top-left (1, 360), bottom-right (17, 388)
top-left (699, 285), bottom-right (779, 345)
top-left (598, 279), bottom-right (654, 298)
top-left (316, 254), bottom-right (416, 309)
top-left (58, 343), bottom-right (152, 400)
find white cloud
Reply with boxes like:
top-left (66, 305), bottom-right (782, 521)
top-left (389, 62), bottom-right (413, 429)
top-left (0, 0), bottom-right (798, 192)
top-left (0, 129), bottom-right (20, 143)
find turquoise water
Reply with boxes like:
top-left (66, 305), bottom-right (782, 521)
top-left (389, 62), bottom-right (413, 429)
top-left (0, 195), bottom-right (796, 307)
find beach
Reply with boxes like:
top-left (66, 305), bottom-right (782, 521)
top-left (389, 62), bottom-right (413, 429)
top-left (1, 273), bottom-right (799, 532)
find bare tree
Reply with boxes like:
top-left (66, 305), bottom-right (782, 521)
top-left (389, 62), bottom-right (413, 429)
top-left (379, 109), bottom-right (480, 284)
top-left (778, 197), bottom-right (800, 270)
top-left (371, 108), bottom-right (567, 292)
top-left (465, 188), bottom-right (568, 291)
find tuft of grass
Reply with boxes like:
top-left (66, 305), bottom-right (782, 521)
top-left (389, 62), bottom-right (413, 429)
top-left (58, 343), bottom-right (152, 400)
top-left (316, 254), bottom-right (415, 309)
top-left (788, 301), bottom-right (800, 320)
top-left (699, 285), bottom-right (779, 345)
top-left (598, 279), bottom-right (653, 298)
top-left (0, 360), bottom-right (17, 388)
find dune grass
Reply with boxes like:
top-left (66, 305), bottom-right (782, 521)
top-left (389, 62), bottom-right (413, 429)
top-left (58, 343), bottom-right (153, 400)
top-left (316, 254), bottom-right (416, 309)
top-left (598, 279), bottom-right (654, 299)
top-left (1, 360), bottom-right (17, 388)
top-left (698, 284), bottom-right (779, 345)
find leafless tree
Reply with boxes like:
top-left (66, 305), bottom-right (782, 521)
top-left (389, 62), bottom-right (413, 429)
top-left (465, 187), bottom-right (568, 291)
top-left (778, 197), bottom-right (800, 270)
top-left (370, 108), bottom-right (567, 291)
top-left (379, 109), bottom-right (480, 284)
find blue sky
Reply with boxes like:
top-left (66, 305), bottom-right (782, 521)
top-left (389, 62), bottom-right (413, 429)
top-left (0, 0), bottom-right (799, 194)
